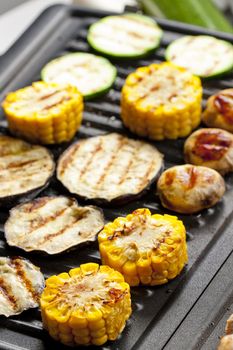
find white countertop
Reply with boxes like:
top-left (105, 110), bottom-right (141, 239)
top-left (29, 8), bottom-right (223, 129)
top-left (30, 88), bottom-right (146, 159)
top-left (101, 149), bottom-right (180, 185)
top-left (0, 0), bottom-right (135, 55)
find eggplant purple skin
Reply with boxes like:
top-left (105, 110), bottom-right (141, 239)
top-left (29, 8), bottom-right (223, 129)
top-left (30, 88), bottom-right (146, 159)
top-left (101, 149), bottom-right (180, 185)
top-left (0, 150), bottom-right (55, 209)
top-left (4, 196), bottom-right (105, 256)
top-left (56, 137), bottom-right (164, 207)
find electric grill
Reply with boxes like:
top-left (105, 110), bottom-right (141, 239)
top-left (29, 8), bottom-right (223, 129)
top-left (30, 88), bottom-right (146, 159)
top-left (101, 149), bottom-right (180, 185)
top-left (0, 4), bottom-right (233, 349)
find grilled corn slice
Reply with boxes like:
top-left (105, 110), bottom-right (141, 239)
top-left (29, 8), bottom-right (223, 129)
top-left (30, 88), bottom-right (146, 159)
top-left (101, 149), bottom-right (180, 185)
top-left (2, 81), bottom-right (83, 144)
top-left (98, 208), bottom-right (188, 286)
top-left (121, 62), bottom-right (202, 140)
top-left (40, 263), bottom-right (131, 346)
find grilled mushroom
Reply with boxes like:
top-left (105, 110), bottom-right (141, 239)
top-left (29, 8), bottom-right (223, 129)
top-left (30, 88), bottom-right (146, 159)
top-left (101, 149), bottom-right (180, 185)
top-left (218, 335), bottom-right (233, 350)
top-left (57, 133), bottom-right (164, 205)
top-left (0, 256), bottom-right (44, 317)
top-left (184, 128), bottom-right (233, 175)
top-left (226, 314), bottom-right (233, 335)
top-left (5, 196), bottom-right (105, 254)
top-left (157, 164), bottom-right (225, 214)
top-left (202, 89), bottom-right (233, 133)
top-left (0, 135), bottom-right (54, 207)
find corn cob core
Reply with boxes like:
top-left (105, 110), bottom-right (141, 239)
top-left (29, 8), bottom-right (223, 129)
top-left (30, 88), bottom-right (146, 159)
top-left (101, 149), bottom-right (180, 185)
top-left (98, 208), bottom-right (188, 286)
top-left (121, 62), bottom-right (202, 140)
top-left (2, 81), bottom-right (83, 144)
top-left (40, 263), bottom-right (131, 346)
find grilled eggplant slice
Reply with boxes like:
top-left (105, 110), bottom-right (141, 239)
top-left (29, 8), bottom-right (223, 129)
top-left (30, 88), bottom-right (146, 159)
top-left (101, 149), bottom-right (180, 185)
top-left (57, 133), bottom-right (164, 204)
top-left (202, 89), bottom-right (233, 133)
top-left (157, 164), bottom-right (225, 214)
top-left (165, 35), bottom-right (233, 78)
top-left (5, 196), bottom-right (104, 254)
top-left (0, 135), bottom-right (54, 207)
top-left (0, 256), bottom-right (44, 317)
top-left (184, 128), bottom-right (233, 175)
top-left (87, 13), bottom-right (162, 58)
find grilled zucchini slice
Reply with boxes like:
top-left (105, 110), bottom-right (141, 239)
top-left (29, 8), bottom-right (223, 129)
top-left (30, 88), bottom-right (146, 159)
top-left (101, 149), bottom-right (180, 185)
top-left (5, 196), bottom-right (104, 254)
top-left (0, 135), bottom-right (54, 207)
top-left (184, 128), bottom-right (233, 175)
top-left (165, 35), bottom-right (233, 78)
top-left (41, 53), bottom-right (116, 99)
top-left (0, 256), bottom-right (44, 317)
top-left (2, 82), bottom-right (83, 144)
top-left (87, 13), bottom-right (162, 58)
top-left (57, 133), bottom-right (164, 204)
top-left (157, 164), bottom-right (225, 214)
top-left (121, 62), bottom-right (202, 140)
top-left (40, 263), bottom-right (131, 346)
top-left (98, 208), bottom-right (188, 286)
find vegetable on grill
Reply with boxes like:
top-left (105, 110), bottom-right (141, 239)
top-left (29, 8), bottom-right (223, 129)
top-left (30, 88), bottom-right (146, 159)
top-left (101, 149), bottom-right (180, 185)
top-left (0, 256), bottom-right (44, 317)
top-left (121, 62), bottom-right (202, 140)
top-left (165, 35), bottom-right (233, 78)
top-left (202, 89), bottom-right (233, 133)
top-left (139, 0), bottom-right (233, 34)
top-left (184, 128), bottom-right (233, 175)
top-left (98, 208), bottom-right (188, 286)
top-left (157, 164), bottom-right (225, 214)
top-left (0, 135), bottom-right (54, 208)
top-left (5, 196), bottom-right (105, 255)
top-left (87, 13), bottom-right (163, 58)
top-left (41, 53), bottom-right (116, 99)
top-left (40, 263), bottom-right (131, 346)
top-left (2, 81), bottom-right (83, 144)
top-left (226, 314), bottom-right (233, 335)
top-left (218, 335), bottom-right (233, 350)
top-left (57, 133), bottom-right (164, 205)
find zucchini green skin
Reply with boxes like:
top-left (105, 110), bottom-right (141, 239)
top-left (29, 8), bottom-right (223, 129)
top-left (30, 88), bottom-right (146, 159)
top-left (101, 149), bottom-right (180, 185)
top-left (139, 0), bottom-right (233, 34)
top-left (87, 13), bottom-right (163, 59)
top-left (41, 53), bottom-right (117, 100)
top-left (165, 35), bottom-right (233, 79)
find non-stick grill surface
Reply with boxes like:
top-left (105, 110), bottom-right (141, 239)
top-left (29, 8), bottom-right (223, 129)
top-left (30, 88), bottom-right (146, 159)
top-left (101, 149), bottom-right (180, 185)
top-left (0, 5), bottom-right (233, 350)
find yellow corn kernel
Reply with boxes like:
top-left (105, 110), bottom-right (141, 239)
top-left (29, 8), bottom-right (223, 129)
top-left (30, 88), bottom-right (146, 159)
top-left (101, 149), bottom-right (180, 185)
top-left (98, 208), bottom-right (188, 286)
top-left (40, 263), bottom-right (131, 346)
top-left (121, 62), bottom-right (202, 140)
top-left (2, 81), bottom-right (83, 144)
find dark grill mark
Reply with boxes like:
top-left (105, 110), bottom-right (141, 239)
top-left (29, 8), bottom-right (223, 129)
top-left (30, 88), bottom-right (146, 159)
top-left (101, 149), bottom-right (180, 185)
top-left (27, 206), bottom-right (70, 233)
top-left (38, 90), bottom-right (59, 101)
top-left (4, 159), bottom-right (38, 170)
top-left (42, 96), bottom-right (71, 110)
top-left (79, 139), bottom-right (103, 179)
top-left (59, 143), bottom-right (81, 175)
top-left (95, 136), bottom-right (125, 187)
top-left (193, 130), bottom-right (231, 161)
top-left (38, 209), bottom-right (88, 245)
top-left (0, 277), bottom-right (18, 310)
top-left (214, 92), bottom-right (233, 124)
top-left (10, 258), bottom-right (39, 302)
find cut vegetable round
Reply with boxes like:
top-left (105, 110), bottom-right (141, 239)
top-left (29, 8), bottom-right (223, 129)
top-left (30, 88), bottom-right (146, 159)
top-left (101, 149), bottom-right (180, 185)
top-left (2, 81), bottom-right (83, 144)
top-left (98, 208), bottom-right (188, 286)
top-left (121, 62), bottom-right (202, 140)
top-left (165, 35), bottom-right (233, 78)
top-left (5, 196), bottom-right (104, 254)
top-left (40, 263), bottom-right (131, 346)
top-left (157, 164), bottom-right (225, 214)
top-left (87, 13), bottom-right (163, 58)
top-left (57, 133), bottom-right (164, 204)
top-left (41, 53), bottom-right (116, 99)
top-left (0, 256), bottom-right (44, 317)
top-left (0, 135), bottom-right (54, 207)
